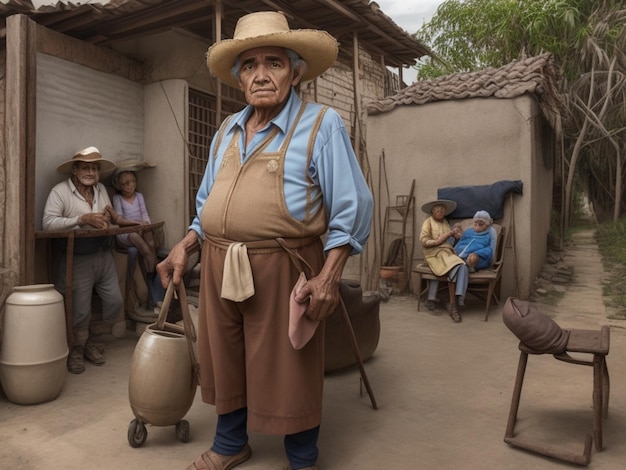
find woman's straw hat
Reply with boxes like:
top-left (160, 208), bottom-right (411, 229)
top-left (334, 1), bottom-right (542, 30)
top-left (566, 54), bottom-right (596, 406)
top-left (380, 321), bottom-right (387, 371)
top-left (111, 159), bottom-right (156, 190)
top-left (421, 199), bottom-right (457, 216)
top-left (207, 11), bottom-right (339, 88)
top-left (56, 146), bottom-right (115, 175)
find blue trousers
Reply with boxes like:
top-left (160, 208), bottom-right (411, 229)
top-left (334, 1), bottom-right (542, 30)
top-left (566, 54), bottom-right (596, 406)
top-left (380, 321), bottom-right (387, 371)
top-left (427, 264), bottom-right (469, 301)
top-left (212, 407), bottom-right (319, 469)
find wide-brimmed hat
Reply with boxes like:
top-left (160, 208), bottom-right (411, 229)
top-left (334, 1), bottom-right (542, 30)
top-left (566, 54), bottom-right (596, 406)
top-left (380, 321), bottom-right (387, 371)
top-left (111, 159), bottom-right (156, 190)
top-left (207, 11), bottom-right (339, 88)
top-left (421, 199), bottom-right (457, 216)
top-left (56, 146), bottom-right (115, 175)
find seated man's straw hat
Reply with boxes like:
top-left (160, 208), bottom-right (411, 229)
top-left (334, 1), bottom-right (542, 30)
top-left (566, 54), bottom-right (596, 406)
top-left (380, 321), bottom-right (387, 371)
top-left (206, 11), bottom-right (338, 88)
top-left (56, 146), bottom-right (115, 175)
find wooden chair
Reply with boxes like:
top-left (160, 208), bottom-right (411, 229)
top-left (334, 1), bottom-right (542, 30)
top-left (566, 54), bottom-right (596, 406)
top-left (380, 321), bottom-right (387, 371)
top-left (413, 222), bottom-right (505, 320)
top-left (504, 326), bottom-right (610, 465)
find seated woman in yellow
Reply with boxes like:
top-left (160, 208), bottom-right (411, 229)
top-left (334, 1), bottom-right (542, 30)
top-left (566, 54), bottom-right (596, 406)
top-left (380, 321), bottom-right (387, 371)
top-left (419, 199), bottom-right (466, 323)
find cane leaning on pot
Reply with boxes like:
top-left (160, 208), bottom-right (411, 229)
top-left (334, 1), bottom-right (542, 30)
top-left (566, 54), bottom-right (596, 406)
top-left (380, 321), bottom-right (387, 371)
top-left (156, 11), bottom-right (373, 470)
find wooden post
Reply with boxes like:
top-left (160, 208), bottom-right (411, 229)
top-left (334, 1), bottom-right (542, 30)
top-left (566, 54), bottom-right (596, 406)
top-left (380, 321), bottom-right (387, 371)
top-left (5, 15), bottom-right (37, 286)
top-left (214, 0), bottom-right (223, 123)
top-left (352, 31), bottom-right (361, 165)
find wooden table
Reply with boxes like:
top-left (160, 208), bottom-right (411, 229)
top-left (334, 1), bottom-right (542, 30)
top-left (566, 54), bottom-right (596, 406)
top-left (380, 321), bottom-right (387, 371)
top-left (35, 221), bottom-right (164, 346)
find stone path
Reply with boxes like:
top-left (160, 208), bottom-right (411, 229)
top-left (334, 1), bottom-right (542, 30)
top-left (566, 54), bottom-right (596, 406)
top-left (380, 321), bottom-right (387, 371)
top-left (536, 227), bottom-right (621, 330)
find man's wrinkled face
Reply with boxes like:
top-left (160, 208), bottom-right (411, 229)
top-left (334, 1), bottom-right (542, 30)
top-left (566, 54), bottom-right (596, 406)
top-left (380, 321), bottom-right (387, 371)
top-left (72, 162), bottom-right (101, 186)
top-left (237, 47), bottom-right (302, 109)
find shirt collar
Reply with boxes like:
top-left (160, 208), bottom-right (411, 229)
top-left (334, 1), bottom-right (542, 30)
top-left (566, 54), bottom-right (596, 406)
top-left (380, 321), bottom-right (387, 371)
top-left (228, 89), bottom-right (301, 135)
top-left (68, 178), bottom-right (101, 194)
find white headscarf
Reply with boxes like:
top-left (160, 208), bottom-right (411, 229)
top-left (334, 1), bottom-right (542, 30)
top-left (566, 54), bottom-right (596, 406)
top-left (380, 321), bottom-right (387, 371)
top-left (473, 210), bottom-right (493, 225)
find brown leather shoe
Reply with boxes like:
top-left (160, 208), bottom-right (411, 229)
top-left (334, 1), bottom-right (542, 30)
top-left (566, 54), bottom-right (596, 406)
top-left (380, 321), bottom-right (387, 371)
top-left (449, 305), bottom-right (462, 323)
top-left (67, 347), bottom-right (85, 374)
top-left (187, 444), bottom-right (252, 470)
top-left (84, 341), bottom-right (105, 365)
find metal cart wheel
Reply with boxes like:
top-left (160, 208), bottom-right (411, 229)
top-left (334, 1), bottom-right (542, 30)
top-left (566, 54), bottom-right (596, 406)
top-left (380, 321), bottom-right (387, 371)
top-left (176, 420), bottom-right (190, 443)
top-left (128, 418), bottom-right (148, 448)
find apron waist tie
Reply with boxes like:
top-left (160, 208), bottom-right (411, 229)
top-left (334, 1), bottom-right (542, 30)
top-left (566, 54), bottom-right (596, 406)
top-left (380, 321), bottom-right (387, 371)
top-left (203, 234), bottom-right (320, 302)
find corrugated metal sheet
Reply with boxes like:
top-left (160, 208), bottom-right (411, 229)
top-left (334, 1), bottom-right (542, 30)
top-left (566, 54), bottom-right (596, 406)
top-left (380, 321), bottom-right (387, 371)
top-left (36, 52), bottom-right (144, 163)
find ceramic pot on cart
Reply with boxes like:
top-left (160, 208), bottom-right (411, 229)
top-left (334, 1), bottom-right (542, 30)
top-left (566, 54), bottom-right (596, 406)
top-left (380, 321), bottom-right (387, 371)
top-left (127, 280), bottom-right (198, 447)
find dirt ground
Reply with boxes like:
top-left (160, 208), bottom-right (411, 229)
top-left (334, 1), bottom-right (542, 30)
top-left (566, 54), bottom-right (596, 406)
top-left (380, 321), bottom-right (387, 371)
top-left (1, 226), bottom-right (625, 469)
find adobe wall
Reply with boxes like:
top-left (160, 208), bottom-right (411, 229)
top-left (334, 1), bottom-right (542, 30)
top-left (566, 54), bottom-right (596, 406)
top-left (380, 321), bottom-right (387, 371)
top-left (366, 95), bottom-right (554, 299)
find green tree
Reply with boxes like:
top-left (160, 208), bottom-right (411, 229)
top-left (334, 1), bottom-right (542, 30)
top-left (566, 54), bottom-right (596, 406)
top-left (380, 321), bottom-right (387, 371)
top-left (414, 0), bottom-right (626, 226)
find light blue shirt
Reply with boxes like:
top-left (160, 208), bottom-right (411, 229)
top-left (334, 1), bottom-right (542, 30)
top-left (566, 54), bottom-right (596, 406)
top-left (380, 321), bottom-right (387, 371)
top-left (189, 90), bottom-right (373, 254)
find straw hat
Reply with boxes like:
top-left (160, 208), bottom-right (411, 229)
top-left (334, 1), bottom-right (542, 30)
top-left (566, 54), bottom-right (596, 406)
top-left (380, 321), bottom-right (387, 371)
top-left (111, 159), bottom-right (156, 190)
top-left (421, 198), bottom-right (457, 216)
top-left (56, 146), bottom-right (115, 175)
top-left (207, 11), bottom-right (339, 88)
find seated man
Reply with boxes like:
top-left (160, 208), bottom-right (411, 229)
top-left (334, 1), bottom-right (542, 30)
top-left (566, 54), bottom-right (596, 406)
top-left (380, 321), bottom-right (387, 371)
top-left (42, 146), bottom-right (124, 374)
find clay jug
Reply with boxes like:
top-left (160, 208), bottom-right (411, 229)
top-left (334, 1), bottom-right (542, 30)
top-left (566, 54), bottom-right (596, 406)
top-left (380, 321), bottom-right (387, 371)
top-left (0, 284), bottom-right (68, 405)
top-left (128, 281), bottom-right (197, 426)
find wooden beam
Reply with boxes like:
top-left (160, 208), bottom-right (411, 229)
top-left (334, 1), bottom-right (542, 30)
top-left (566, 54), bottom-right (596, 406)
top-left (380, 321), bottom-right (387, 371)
top-left (215, 0), bottom-right (223, 123)
top-left (35, 23), bottom-right (146, 82)
top-left (5, 14), bottom-right (36, 285)
top-left (315, 0), bottom-right (414, 56)
top-left (352, 30), bottom-right (361, 164)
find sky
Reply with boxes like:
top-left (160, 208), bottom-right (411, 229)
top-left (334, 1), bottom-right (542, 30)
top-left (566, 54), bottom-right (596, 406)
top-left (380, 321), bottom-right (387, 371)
top-left (373, 0), bottom-right (447, 83)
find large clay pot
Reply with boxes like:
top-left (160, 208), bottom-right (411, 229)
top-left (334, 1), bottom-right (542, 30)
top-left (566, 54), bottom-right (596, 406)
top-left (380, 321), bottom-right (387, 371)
top-left (128, 323), bottom-right (197, 427)
top-left (324, 280), bottom-right (381, 372)
top-left (0, 284), bottom-right (68, 405)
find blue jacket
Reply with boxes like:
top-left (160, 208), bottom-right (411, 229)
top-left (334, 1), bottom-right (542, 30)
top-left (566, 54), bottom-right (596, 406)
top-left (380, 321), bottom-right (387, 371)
top-left (454, 227), bottom-right (496, 270)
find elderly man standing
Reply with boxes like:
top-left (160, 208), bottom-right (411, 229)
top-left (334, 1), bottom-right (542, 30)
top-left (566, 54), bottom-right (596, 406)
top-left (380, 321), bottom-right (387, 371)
top-left (157, 11), bottom-right (373, 470)
top-left (43, 146), bottom-right (124, 374)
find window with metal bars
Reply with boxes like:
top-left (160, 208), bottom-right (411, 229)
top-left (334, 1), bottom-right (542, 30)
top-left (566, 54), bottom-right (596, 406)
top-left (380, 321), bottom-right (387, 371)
top-left (187, 86), bottom-right (245, 224)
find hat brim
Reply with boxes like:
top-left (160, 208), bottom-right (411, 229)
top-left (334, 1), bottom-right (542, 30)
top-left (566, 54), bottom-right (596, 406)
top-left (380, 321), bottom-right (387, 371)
top-left (111, 160), bottom-right (156, 189)
top-left (421, 199), bottom-right (457, 216)
top-left (56, 158), bottom-right (116, 175)
top-left (113, 159), bottom-right (156, 173)
top-left (207, 30), bottom-right (338, 88)
top-left (288, 272), bottom-right (319, 350)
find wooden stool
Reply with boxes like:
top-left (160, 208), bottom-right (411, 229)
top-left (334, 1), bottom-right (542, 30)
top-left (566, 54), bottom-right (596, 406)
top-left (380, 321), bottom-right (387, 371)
top-left (504, 325), bottom-right (610, 465)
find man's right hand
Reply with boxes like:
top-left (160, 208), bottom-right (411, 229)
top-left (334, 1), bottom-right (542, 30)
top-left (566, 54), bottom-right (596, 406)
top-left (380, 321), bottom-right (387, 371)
top-left (78, 212), bottom-right (110, 229)
top-left (156, 230), bottom-right (199, 288)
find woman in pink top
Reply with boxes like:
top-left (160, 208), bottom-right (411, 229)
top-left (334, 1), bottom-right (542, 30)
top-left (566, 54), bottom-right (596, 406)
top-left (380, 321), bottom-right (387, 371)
top-left (111, 169), bottom-right (159, 306)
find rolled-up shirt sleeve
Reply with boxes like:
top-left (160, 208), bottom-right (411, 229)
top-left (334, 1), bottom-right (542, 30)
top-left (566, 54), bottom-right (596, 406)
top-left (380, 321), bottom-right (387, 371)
top-left (314, 111), bottom-right (373, 255)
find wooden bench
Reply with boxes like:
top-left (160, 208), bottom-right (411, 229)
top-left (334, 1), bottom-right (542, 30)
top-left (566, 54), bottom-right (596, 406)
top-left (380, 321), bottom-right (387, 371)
top-left (412, 220), bottom-right (505, 321)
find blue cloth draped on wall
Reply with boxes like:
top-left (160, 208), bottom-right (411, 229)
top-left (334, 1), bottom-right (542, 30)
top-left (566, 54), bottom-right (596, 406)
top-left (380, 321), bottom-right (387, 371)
top-left (438, 180), bottom-right (523, 219)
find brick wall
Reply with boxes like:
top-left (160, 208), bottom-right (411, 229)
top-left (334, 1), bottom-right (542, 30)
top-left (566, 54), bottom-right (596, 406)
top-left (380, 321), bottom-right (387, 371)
top-left (301, 45), bottom-right (399, 140)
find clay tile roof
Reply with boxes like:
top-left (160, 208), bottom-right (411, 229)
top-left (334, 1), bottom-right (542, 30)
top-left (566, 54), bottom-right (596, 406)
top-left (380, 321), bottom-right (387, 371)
top-left (367, 53), bottom-right (563, 133)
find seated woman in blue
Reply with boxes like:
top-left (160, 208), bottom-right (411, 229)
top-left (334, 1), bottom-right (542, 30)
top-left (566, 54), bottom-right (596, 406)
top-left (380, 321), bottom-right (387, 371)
top-left (454, 210), bottom-right (497, 273)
